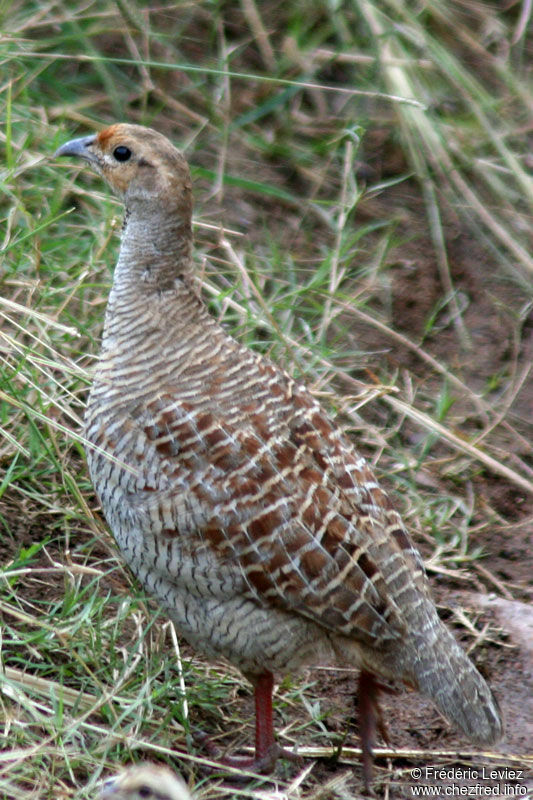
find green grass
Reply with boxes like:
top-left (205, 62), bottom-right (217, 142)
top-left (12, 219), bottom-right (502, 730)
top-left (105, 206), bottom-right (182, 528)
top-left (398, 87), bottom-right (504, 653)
top-left (1, 1), bottom-right (532, 797)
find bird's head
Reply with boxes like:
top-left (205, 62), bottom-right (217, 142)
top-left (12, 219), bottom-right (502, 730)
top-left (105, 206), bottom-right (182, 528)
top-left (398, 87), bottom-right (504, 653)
top-left (54, 123), bottom-right (192, 215)
top-left (100, 763), bottom-right (191, 800)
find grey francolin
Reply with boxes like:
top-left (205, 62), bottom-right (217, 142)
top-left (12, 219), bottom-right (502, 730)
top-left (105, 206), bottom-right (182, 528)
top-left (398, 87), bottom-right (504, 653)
top-left (101, 764), bottom-right (191, 800)
top-left (55, 124), bottom-right (502, 787)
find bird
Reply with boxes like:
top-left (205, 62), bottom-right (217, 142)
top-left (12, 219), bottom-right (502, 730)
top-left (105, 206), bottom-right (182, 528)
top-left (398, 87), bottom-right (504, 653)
top-left (55, 123), bottom-right (502, 788)
top-left (100, 763), bottom-right (192, 800)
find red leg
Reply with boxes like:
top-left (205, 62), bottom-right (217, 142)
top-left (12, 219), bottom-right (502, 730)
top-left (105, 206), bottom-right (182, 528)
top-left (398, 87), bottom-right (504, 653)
top-left (357, 670), bottom-right (390, 793)
top-left (253, 671), bottom-right (276, 766)
top-left (194, 670), bottom-right (298, 776)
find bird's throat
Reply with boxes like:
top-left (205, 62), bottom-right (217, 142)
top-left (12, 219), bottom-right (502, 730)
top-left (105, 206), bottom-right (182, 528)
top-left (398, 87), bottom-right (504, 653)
top-left (114, 204), bottom-right (193, 292)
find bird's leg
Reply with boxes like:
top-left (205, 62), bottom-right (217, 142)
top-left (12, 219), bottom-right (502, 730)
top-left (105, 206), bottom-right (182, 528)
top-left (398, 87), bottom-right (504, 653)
top-left (250, 671), bottom-right (302, 770)
top-left (252, 670), bottom-right (277, 768)
top-left (357, 670), bottom-right (391, 793)
top-left (194, 671), bottom-right (299, 776)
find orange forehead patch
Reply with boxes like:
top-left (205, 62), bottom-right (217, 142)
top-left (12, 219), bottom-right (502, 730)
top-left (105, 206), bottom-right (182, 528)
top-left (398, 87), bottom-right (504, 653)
top-left (96, 124), bottom-right (123, 148)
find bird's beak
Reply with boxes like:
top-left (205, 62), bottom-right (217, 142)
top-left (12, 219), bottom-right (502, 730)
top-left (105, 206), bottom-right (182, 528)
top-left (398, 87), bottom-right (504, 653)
top-left (100, 778), bottom-right (117, 797)
top-left (54, 134), bottom-right (97, 162)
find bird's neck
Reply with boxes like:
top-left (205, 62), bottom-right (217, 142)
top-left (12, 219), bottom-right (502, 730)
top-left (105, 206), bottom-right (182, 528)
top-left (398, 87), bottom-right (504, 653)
top-left (114, 203), bottom-right (194, 293)
top-left (99, 202), bottom-right (206, 354)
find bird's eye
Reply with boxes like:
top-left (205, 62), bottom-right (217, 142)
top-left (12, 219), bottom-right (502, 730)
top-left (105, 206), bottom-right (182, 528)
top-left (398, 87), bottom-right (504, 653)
top-left (137, 786), bottom-right (152, 799)
top-left (113, 145), bottom-right (132, 162)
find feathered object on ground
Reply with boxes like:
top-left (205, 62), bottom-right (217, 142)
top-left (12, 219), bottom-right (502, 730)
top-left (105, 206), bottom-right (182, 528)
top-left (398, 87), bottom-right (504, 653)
top-left (100, 763), bottom-right (191, 800)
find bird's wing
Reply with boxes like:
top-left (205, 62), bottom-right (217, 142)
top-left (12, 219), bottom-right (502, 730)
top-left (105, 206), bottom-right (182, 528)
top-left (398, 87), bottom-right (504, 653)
top-left (121, 360), bottom-right (428, 648)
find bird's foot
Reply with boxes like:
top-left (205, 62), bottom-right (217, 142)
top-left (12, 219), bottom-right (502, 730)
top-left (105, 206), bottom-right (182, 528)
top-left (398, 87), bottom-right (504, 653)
top-left (192, 728), bottom-right (300, 778)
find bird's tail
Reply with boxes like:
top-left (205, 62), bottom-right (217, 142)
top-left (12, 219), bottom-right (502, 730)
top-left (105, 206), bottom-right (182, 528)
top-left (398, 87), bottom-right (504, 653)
top-left (411, 618), bottom-right (502, 745)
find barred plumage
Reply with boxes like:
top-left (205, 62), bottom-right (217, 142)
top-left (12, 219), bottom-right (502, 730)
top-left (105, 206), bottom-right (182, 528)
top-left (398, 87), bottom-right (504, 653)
top-left (55, 124), bottom-right (502, 786)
